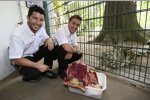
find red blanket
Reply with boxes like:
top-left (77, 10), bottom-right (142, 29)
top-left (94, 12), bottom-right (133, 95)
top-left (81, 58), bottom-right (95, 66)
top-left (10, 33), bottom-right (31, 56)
top-left (64, 62), bottom-right (98, 91)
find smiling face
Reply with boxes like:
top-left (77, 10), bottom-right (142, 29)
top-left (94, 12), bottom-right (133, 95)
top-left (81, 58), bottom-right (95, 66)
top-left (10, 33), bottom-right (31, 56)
top-left (68, 18), bottom-right (81, 34)
top-left (27, 11), bottom-right (44, 33)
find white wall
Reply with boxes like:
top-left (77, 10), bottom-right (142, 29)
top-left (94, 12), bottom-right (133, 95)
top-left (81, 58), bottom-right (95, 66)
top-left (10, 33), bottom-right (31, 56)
top-left (0, 1), bottom-right (28, 80)
top-left (19, 1), bottom-right (29, 23)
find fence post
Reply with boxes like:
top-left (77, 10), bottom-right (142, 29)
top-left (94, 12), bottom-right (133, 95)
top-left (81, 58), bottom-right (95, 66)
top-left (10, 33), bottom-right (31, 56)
top-left (43, 1), bottom-right (50, 36)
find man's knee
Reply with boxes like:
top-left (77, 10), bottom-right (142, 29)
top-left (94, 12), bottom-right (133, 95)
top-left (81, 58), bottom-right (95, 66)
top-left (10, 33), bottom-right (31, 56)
top-left (78, 53), bottom-right (83, 59)
top-left (74, 53), bottom-right (83, 60)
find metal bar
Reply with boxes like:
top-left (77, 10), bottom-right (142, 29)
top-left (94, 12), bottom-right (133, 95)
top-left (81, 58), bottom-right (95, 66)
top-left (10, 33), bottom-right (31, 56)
top-left (83, 8), bottom-right (150, 21)
top-left (44, 1), bottom-right (150, 85)
top-left (43, 1), bottom-right (50, 36)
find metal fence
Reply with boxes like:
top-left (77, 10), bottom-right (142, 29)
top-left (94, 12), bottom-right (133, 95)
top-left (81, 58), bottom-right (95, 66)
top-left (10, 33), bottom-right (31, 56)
top-left (43, 1), bottom-right (150, 85)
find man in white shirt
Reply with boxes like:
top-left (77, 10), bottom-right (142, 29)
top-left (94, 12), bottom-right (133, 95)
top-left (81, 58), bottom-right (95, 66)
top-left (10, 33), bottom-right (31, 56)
top-left (52, 15), bottom-right (83, 79)
top-left (9, 5), bottom-right (57, 81)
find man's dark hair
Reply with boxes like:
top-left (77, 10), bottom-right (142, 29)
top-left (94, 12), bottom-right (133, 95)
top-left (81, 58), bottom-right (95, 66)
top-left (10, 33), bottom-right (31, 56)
top-left (69, 15), bottom-right (82, 22)
top-left (28, 5), bottom-right (45, 17)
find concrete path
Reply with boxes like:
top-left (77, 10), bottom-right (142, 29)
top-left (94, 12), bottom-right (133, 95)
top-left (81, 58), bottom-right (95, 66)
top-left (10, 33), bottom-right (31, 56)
top-left (0, 70), bottom-right (150, 100)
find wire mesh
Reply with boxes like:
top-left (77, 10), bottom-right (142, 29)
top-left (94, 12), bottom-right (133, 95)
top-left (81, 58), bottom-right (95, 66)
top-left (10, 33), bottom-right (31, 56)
top-left (43, 1), bottom-right (150, 85)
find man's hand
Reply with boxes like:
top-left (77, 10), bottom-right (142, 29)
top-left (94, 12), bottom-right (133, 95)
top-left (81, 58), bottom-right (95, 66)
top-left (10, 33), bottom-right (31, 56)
top-left (37, 64), bottom-right (49, 72)
top-left (65, 53), bottom-right (73, 60)
top-left (44, 38), bottom-right (54, 51)
top-left (76, 49), bottom-right (81, 54)
top-left (12, 58), bottom-right (49, 72)
top-left (61, 44), bottom-right (77, 53)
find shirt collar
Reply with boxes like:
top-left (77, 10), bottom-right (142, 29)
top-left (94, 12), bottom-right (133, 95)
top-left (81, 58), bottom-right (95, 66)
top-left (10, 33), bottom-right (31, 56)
top-left (25, 22), bottom-right (42, 36)
top-left (65, 24), bottom-right (75, 36)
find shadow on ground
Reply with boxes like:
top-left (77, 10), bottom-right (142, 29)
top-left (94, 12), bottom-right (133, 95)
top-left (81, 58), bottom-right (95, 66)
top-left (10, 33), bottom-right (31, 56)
top-left (0, 68), bottom-right (150, 100)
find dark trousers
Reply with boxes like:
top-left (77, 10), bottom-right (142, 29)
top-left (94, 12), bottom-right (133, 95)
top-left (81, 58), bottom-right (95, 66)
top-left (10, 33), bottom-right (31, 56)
top-left (56, 45), bottom-right (83, 72)
top-left (16, 45), bottom-right (55, 80)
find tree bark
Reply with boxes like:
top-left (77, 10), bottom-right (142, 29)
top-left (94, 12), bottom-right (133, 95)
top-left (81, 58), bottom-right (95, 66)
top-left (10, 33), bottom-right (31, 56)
top-left (95, 1), bottom-right (148, 44)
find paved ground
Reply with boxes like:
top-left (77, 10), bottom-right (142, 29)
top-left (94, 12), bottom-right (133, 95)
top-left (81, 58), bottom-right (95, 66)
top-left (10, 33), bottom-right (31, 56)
top-left (0, 66), bottom-right (150, 100)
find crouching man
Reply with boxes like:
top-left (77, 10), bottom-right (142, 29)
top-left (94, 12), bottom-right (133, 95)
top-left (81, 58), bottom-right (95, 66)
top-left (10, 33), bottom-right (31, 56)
top-left (52, 15), bottom-right (83, 79)
top-left (9, 5), bottom-right (57, 81)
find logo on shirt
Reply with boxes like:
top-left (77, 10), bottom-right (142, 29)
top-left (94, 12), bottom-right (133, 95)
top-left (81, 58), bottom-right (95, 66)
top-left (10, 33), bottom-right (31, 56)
top-left (39, 35), bottom-right (42, 38)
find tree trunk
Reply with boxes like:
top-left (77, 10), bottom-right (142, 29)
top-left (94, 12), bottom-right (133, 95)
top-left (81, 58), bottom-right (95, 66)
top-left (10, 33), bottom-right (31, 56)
top-left (95, 1), bottom-right (148, 44)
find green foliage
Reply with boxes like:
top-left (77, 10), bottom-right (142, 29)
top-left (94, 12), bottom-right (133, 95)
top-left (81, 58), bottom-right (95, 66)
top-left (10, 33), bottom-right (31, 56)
top-left (50, 1), bottom-right (150, 43)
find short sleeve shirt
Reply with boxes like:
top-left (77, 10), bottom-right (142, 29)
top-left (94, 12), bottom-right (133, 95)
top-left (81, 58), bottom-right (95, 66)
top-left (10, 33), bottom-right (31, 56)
top-left (52, 24), bottom-right (78, 46)
top-left (9, 23), bottom-right (49, 59)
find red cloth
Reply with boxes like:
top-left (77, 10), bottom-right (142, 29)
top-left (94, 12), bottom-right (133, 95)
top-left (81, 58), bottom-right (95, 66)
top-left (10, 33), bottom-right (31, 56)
top-left (64, 62), bottom-right (90, 86)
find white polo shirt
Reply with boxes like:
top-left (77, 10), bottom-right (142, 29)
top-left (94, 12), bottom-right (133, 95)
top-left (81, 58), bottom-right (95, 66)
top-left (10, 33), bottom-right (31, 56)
top-left (52, 24), bottom-right (78, 46)
top-left (9, 23), bottom-right (49, 59)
